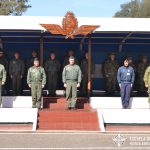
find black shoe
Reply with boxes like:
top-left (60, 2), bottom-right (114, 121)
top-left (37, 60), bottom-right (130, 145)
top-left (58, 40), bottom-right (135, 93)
top-left (67, 107), bottom-right (71, 110)
top-left (123, 106), bottom-right (128, 109)
top-left (51, 94), bottom-right (56, 97)
top-left (32, 106), bottom-right (36, 108)
top-left (71, 107), bottom-right (77, 110)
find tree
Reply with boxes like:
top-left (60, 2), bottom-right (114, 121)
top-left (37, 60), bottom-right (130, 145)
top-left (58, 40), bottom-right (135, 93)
top-left (140, 0), bottom-right (150, 17)
top-left (114, 0), bottom-right (150, 18)
top-left (114, 0), bottom-right (141, 17)
top-left (0, 0), bottom-right (31, 15)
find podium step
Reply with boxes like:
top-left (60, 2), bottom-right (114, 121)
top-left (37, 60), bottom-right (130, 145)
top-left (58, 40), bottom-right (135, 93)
top-left (106, 124), bottom-right (150, 132)
top-left (38, 109), bottom-right (99, 131)
top-left (43, 97), bottom-right (90, 110)
top-left (0, 124), bottom-right (32, 131)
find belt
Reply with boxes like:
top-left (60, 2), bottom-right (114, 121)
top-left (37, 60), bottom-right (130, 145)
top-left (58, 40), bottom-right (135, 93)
top-left (31, 80), bottom-right (42, 83)
top-left (121, 81), bottom-right (131, 83)
top-left (66, 79), bottom-right (77, 82)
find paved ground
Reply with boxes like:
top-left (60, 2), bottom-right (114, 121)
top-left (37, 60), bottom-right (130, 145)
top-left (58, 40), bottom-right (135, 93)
top-left (0, 132), bottom-right (150, 150)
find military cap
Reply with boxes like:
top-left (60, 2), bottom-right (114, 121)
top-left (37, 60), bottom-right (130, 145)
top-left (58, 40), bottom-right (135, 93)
top-left (142, 55), bottom-right (147, 59)
top-left (14, 51), bottom-right (20, 55)
top-left (69, 56), bottom-right (75, 60)
top-left (32, 50), bottom-right (37, 53)
top-left (110, 52), bottom-right (116, 55)
top-left (34, 58), bottom-right (39, 62)
top-left (108, 52), bottom-right (116, 57)
top-left (50, 51), bottom-right (55, 55)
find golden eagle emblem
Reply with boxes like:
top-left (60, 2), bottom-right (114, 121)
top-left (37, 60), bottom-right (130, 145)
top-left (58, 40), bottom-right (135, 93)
top-left (40, 12), bottom-right (100, 39)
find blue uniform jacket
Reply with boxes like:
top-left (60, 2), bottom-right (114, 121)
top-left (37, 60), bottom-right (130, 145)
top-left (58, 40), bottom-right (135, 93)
top-left (117, 66), bottom-right (135, 84)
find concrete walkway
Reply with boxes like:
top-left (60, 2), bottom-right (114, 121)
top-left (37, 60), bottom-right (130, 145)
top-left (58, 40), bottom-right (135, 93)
top-left (0, 132), bottom-right (150, 150)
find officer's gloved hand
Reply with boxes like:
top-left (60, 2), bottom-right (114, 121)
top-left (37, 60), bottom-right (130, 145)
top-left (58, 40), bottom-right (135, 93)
top-left (131, 84), bottom-right (133, 88)
top-left (2, 82), bottom-right (5, 85)
top-left (28, 84), bottom-right (31, 88)
top-left (119, 84), bottom-right (121, 88)
top-left (42, 85), bottom-right (45, 88)
top-left (145, 84), bottom-right (148, 88)
top-left (64, 83), bottom-right (67, 88)
top-left (105, 75), bottom-right (109, 78)
top-left (77, 83), bottom-right (80, 88)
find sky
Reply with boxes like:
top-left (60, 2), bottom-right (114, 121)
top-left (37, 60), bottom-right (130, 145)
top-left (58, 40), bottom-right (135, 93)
top-left (24, 0), bottom-right (130, 17)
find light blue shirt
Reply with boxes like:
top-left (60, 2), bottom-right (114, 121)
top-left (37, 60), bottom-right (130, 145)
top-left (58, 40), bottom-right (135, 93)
top-left (117, 66), bottom-right (135, 84)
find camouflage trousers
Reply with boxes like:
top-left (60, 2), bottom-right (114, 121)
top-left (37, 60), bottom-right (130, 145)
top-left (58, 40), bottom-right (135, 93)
top-left (105, 76), bottom-right (116, 94)
top-left (66, 80), bottom-right (77, 108)
top-left (12, 74), bottom-right (22, 96)
top-left (0, 81), bottom-right (2, 106)
top-left (47, 72), bottom-right (58, 95)
top-left (148, 88), bottom-right (150, 103)
top-left (81, 75), bottom-right (88, 96)
top-left (31, 82), bottom-right (42, 109)
top-left (137, 77), bottom-right (146, 93)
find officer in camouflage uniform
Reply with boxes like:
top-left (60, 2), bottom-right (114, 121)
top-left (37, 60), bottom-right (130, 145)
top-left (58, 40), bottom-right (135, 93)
top-left (0, 49), bottom-right (8, 71)
top-left (144, 65), bottom-right (150, 103)
top-left (126, 56), bottom-right (137, 91)
top-left (0, 49), bottom-right (8, 95)
top-left (62, 56), bottom-right (82, 110)
top-left (63, 50), bottom-right (79, 67)
top-left (9, 52), bottom-right (25, 96)
top-left (81, 52), bottom-right (95, 96)
top-left (0, 64), bottom-right (6, 107)
top-left (137, 55), bottom-right (149, 95)
top-left (103, 53), bottom-right (119, 95)
top-left (27, 50), bottom-right (38, 69)
top-left (27, 58), bottom-right (46, 108)
top-left (45, 52), bottom-right (60, 96)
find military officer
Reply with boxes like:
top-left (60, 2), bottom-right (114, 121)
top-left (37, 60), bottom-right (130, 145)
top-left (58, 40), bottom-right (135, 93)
top-left (103, 52), bottom-right (119, 96)
top-left (62, 56), bottom-right (82, 110)
top-left (117, 59), bottom-right (135, 109)
top-left (9, 52), bottom-right (25, 96)
top-left (44, 52), bottom-right (60, 96)
top-left (80, 52), bottom-right (95, 96)
top-left (0, 49), bottom-right (8, 95)
top-left (63, 50), bottom-right (79, 67)
top-left (27, 50), bottom-right (38, 69)
top-left (143, 65), bottom-right (150, 103)
top-left (0, 49), bottom-right (8, 71)
top-left (27, 58), bottom-right (46, 108)
top-left (137, 55), bottom-right (149, 95)
top-left (0, 64), bottom-right (6, 107)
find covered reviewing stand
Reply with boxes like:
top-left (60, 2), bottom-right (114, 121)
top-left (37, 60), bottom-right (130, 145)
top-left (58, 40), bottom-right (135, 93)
top-left (39, 32), bottom-right (94, 97)
top-left (1, 16), bottom-right (150, 94)
top-left (1, 16), bottom-right (150, 132)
